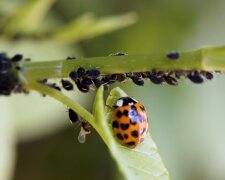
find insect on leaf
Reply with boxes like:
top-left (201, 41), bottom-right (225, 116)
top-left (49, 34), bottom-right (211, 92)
top-left (93, 86), bottom-right (170, 180)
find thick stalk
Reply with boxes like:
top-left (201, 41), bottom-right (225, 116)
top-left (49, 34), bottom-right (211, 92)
top-left (21, 46), bottom-right (225, 81)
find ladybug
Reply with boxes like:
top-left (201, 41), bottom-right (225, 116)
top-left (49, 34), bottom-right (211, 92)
top-left (112, 97), bottom-right (148, 148)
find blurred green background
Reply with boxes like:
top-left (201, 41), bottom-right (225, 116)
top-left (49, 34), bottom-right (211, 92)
top-left (1, 0), bottom-right (225, 180)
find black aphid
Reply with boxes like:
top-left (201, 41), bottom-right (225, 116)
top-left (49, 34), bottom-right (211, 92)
top-left (174, 71), bottom-right (186, 79)
top-left (0, 59), bottom-right (11, 72)
top-left (130, 75), bottom-right (144, 86)
top-left (81, 77), bottom-right (93, 85)
top-left (68, 108), bottom-right (79, 123)
top-left (86, 69), bottom-right (100, 78)
top-left (93, 78), bottom-right (103, 88)
top-left (81, 121), bottom-right (91, 132)
top-left (164, 75), bottom-right (178, 86)
top-left (11, 54), bottom-right (23, 62)
top-left (167, 52), bottom-right (179, 60)
top-left (67, 56), bottom-right (77, 60)
top-left (187, 71), bottom-right (204, 84)
top-left (148, 73), bottom-right (164, 84)
top-left (77, 67), bottom-right (86, 78)
top-left (114, 74), bottom-right (127, 82)
top-left (200, 71), bottom-right (213, 80)
top-left (76, 80), bottom-right (90, 93)
top-left (102, 75), bottom-right (116, 84)
top-left (61, 79), bottom-right (74, 90)
top-left (0, 52), bottom-right (27, 95)
top-left (69, 71), bottom-right (78, 81)
top-left (109, 52), bottom-right (128, 56)
top-left (50, 83), bottom-right (61, 91)
top-left (103, 84), bottom-right (109, 91)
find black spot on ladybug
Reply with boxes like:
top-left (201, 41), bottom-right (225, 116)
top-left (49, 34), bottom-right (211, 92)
top-left (116, 133), bottom-right (124, 140)
top-left (123, 110), bottom-right (128, 116)
top-left (166, 52), bottom-right (179, 60)
top-left (120, 123), bottom-right (129, 130)
top-left (124, 134), bottom-right (128, 139)
top-left (116, 110), bottom-right (123, 118)
top-left (126, 141), bottom-right (136, 146)
top-left (61, 80), bottom-right (74, 90)
top-left (112, 121), bottom-right (119, 128)
top-left (131, 130), bottom-right (139, 138)
top-left (68, 108), bottom-right (79, 123)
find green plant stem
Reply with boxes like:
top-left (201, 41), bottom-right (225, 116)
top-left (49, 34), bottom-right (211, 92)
top-left (25, 81), bottom-right (95, 125)
top-left (25, 81), bottom-right (111, 146)
top-left (22, 45), bottom-right (225, 81)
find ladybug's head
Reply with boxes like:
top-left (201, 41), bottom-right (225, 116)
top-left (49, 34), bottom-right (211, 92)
top-left (115, 96), bottom-right (137, 107)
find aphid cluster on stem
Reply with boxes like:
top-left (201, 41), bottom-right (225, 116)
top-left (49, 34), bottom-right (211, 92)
top-left (0, 52), bottom-right (218, 96)
top-left (60, 52), bottom-right (216, 93)
top-left (69, 66), bottom-right (102, 92)
top-left (0, 52), bottom-right (28, 95)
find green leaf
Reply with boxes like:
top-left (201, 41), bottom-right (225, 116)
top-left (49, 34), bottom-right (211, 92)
top-left (52, 12), bottom-right (138, 44)
top-left (93, 87), bottom-right (170, 180)
top-left (2, 0), bottom-right (55, 35)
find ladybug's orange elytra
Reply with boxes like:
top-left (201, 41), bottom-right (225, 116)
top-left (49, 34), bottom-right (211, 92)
top-left (112, 97), bottom-right (148, 148)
